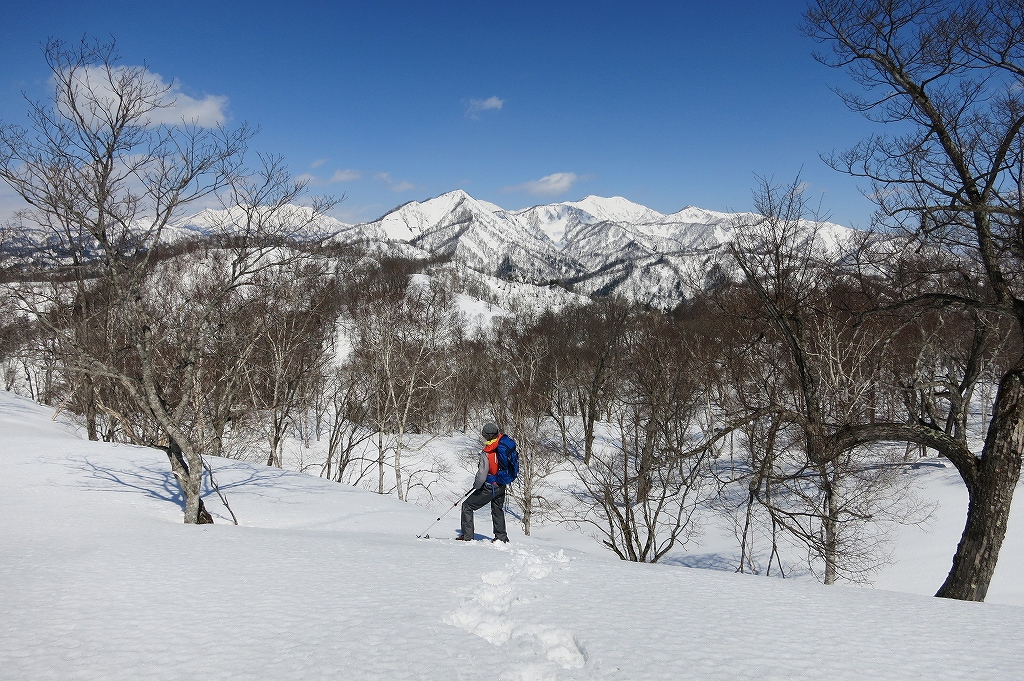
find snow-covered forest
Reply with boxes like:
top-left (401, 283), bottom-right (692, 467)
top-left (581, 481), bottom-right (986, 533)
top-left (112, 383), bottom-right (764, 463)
top-left (2, 2), bottom-right (1024, 677)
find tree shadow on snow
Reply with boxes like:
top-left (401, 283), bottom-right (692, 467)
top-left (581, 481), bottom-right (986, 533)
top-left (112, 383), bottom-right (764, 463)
top-left (71, 455), bottom-right (265, 509)
top-left (661, 552), bottom-right (738, 571)
top-left (72, 456), bottom-right (187, 510)
top-left (661, 551), bottom-right (812, 579)
top-left (69, 453), bottom-right (334, 515)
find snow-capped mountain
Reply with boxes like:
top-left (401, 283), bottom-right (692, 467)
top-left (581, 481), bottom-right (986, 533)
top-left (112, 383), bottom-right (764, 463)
top-left (356, 190), bottom-right (571, 282)
top-left (166, 190), bottom-right (854, 308)
top-left (513, 196), bottom-right (664, 246)
top-left (168, 204), bottom-right (356, 242)
top-left (333, 190), bottom-right (852, 307)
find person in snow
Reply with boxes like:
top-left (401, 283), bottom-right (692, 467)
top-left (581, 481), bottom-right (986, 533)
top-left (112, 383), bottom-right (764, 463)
top-left (458, 422), bottom-right (511, 543)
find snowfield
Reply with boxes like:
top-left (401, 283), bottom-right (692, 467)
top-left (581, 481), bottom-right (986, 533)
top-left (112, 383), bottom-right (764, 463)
top-left (2, 391), bottom-right (1023, 680)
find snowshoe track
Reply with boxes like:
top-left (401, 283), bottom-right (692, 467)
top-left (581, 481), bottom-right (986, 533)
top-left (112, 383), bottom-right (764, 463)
top-left (446, 545), bottom-right (589, 678)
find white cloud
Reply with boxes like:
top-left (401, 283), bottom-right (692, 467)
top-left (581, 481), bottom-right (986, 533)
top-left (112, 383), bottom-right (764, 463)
top-left (294, 169), bottom-right (362, 187)
top-left (155, 91), bottom-right (227, 127)
top-left (466, 96), bottom-right (504, 119)
top-left (503, 172), bottom-right (580, 197)
top-left (329, 169), bottom-right (362, 183)
top-left (375, 172), bottom-right (415, 193)
top-left (310, 158), bottom-right (329, 169)
top-left (64, 65), bottom-right (228, 128)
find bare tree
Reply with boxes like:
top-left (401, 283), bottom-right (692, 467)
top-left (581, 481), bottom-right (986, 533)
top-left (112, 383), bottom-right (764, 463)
top-left (350, 271), bottom-right (461, 500)
top-left (0, 38), bottom-right (337, 523)
top-left (546, 300), bottom-right (631, 464)
top-left (565, 311), bottom-right (717, 562)
top-left (719, 177), bottom-right (934, 584)
top-left (479, 315), bottom-right (561, 536)
top-left (247, 264), bottom-right (339, 468)
top-left (320, 363), bottom-right (374, 483)
top-left (803, 0), bottom-right (1024, 600)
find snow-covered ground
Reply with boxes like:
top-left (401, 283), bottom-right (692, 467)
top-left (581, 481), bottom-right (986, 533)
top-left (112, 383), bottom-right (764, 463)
top-left (2, 391), bottom-right (1022, 680)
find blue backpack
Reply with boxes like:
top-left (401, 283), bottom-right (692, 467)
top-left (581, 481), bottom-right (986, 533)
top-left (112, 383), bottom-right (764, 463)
top-left (495, 434), bottom-right (519, 485)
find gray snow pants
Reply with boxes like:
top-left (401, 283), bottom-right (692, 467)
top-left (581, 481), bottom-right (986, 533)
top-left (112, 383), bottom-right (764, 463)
top-left (461, 483), bottom-right (508, 542)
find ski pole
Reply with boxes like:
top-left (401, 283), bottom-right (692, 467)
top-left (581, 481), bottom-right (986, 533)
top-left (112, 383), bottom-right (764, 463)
top-left (416, 487), bottom-right (475, 538)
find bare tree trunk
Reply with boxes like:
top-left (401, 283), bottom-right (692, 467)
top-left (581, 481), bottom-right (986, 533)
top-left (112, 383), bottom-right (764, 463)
top-left (583, 396), bottom-right (598, 465)
top-left (822, 469), bottom-right (838, 585)
top-left (377, 429), bottom-right (386, 495)
top-left (936, 367), bottom-right (1024, 600)
top-left (165, 439), bottom-right (213, 524)
top-left (394, 436), bottom-right (404, 501)
top-left (523, 495), bottom-right (532, 536)
top-left (83, 377), bottom-right (99, 441)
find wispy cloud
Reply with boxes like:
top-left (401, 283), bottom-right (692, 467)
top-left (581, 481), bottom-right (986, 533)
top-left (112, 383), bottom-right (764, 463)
top-left (296, 168), bottom-right (363, 187)
top-left (65, 66), bottom-right (229, 128)
top-left (466, 96), bottom-right (504, 119)
top-left (503, 172), bottom-right (580, 198)
top-left (310, 158), bottom-right (329, 169)
top-left (329, 169), bottom-right (362, 183)
top-left (375, 172), bottom-right (415, 193)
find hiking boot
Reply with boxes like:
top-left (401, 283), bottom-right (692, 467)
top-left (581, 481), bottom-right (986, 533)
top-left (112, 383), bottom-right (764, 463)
top-left (456, 535), bottom-right (473, 541)
top-left (491, 537), bottom-right (509, 543)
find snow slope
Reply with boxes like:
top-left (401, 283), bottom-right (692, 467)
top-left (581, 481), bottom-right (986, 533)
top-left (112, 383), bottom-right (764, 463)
top-left (2, 392), bottom-right (1022, 680)
top-left (168, 205), bottom-right (354, 242)
top-left (513, 196), bottom-right (665, 245)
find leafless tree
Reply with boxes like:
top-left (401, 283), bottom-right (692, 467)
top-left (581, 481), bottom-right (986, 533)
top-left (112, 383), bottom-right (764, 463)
top-left (546, 300), bottom-right (631, 464)
top-left (478, 315), bottom-right (561, 535)
top-left (0, 38), bottom-right (337, 523)
top-left (803, 0), bottom-right (1024, 600)
top-left (320, 363), bottom-right (374, 483)
top-left (719, 176), bottom-right (933, 584)
top-left (350, 271), bottom-right (461, 500)
top-left (245, 263), bottom-right (339, 468)
top-left (564, 311), bottom-right (718, 562)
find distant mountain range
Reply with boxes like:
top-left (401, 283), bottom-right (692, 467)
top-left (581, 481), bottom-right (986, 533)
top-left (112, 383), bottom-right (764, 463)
top-left (176, 190), bottom-right (854, 308)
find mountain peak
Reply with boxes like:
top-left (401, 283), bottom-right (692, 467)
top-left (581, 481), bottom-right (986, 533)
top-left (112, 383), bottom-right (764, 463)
top-left (372, 190), bottom-right (498, 241)
top-left (436, 188), bottom-right (473, 201)
top-left (568, 195), bottom-right (665, 224)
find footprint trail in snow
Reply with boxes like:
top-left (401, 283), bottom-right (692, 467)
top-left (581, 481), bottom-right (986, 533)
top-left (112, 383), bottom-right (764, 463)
top-left (446, 545), bottom-right (590, 679)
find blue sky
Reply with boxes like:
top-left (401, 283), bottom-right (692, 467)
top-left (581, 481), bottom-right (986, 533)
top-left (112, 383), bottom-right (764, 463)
top-left (0, 1), bottom-right (880, 227)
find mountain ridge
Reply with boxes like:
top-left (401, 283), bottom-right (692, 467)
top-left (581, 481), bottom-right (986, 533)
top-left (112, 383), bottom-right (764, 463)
top-left (175, 190), bottom-right (854, 308)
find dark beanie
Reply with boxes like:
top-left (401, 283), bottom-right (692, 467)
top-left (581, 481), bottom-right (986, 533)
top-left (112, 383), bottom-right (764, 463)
top-left (482, 422), bottom-right (499, 438)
